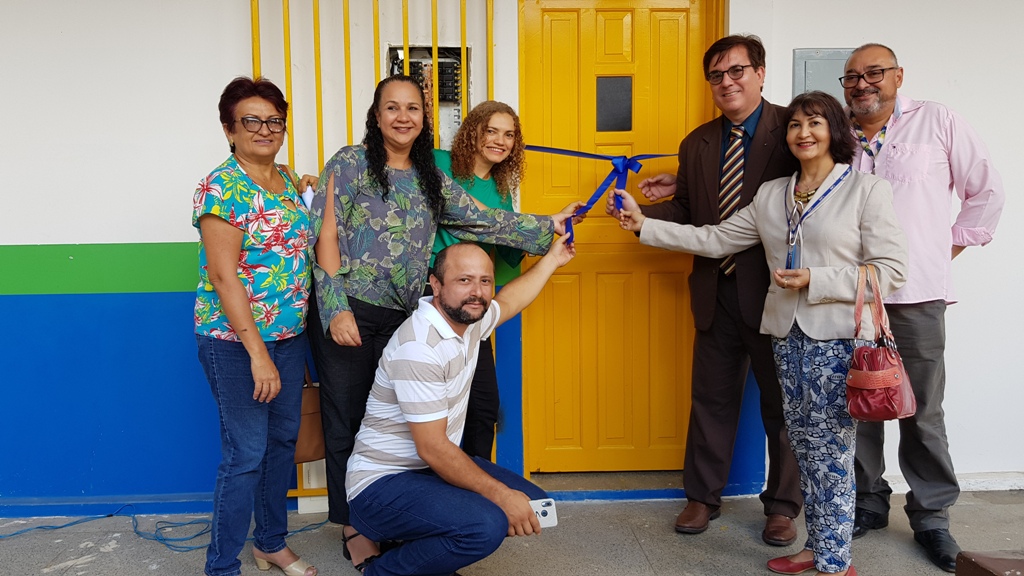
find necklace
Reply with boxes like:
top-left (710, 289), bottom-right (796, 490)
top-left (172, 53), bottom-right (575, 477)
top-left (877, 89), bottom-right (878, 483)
top-left (794, 178), bottom-right (823, 203)
top-left (236, 157), bottom-right (285, 194)
top-left (252, 171), bottom-right (285, 195)
top-left (794, 185), bottom-right (817, 203)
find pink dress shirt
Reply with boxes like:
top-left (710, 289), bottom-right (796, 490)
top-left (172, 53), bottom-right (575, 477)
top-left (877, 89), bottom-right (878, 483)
top-left (851, 94), bottom-right (1004, 305)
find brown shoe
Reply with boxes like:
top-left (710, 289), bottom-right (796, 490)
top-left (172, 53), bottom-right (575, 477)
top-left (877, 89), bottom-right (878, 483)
top-left (762, 514), bottom-right (797, 546)
top-left (674, 501), bottom-right (721, 534)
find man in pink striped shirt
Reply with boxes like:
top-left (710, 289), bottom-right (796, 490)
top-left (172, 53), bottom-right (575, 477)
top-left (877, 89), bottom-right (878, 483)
top-left (842, 43), bottom-right (1005, 573)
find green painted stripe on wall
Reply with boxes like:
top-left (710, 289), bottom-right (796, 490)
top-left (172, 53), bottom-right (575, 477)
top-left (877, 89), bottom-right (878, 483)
top-left (0, 243), bottom-right (198, 295)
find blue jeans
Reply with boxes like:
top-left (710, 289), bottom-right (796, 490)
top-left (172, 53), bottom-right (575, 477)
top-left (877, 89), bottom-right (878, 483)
top-left (349, 457), bottom-right (547, 576)
top-left (197, 333), bottom-right (307, 576)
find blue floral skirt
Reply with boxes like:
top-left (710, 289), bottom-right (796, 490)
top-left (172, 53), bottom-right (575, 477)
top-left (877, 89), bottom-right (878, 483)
top-left (772, 323), bottom-right (867, 573)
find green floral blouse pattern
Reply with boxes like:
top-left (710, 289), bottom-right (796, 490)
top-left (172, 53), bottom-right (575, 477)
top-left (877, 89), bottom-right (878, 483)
top-left (193, 155), bottom-right (311, 342)
top-left (309, 145), bottom-right (553, 331)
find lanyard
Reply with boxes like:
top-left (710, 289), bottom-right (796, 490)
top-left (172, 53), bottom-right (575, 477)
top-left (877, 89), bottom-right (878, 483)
top-left (854, 122), bottom-right (887, 158)
top-left (853, 121), bottom-right (888, 175)
top-left (784, 167), bottom-right (852, 268)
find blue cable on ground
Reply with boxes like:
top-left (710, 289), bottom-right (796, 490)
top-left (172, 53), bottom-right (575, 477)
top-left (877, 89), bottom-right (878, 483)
top-left (0, 504), bottom-right (328, 553)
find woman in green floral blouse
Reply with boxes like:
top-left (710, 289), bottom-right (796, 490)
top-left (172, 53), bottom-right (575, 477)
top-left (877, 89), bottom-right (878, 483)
top-left (307, 75), bottom-right (577, 569)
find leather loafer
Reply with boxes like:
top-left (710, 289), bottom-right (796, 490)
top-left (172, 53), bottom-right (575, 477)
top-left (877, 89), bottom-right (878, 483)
top-left (674, 501), bottom-right (721, 534)
top-left (767, 555), bottom-right (815, 575)
top-left (914, 528), bottom-right (960, 573)
top-left (762, 514), bottom-right (797, 546)
top-left (852, 508), bottom-right (888, 539)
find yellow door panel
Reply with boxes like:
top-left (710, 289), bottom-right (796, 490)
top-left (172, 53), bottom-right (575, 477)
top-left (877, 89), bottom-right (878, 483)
top-left (596, 11), bottom-right (632, 64)
top-left (539, 11), bottom-right (581, 200)
top-left (520, 0), bottom-right (721, 472)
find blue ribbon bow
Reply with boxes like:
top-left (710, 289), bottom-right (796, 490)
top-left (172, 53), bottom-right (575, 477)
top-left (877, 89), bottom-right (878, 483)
top-left (524, 145), bottom-right (674, 242)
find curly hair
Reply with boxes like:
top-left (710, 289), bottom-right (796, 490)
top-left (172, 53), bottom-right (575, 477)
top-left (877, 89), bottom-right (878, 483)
top-left (362, 75), bottom-right (445, 217)
top-left (449, 100), bottom-right (526, 204)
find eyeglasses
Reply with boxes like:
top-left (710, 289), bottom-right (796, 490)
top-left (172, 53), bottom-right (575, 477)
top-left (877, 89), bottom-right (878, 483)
top-left (236, 116), bottom-right (286, 133)
top-left (706, 64), bottom-right (754, 85)
top-left (839, 67), bottom-right (898, 89)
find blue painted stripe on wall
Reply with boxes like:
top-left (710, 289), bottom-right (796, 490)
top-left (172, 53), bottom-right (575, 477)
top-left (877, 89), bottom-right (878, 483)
top-left (727, 372), bottom-right (769, 491)
top-left (0, 292), bottom-right (223, 510)
top-left (0, 495), bottom-right (304, 518)
top-left (494, 312), bottom-right (525, 474)
top-left (0, 291), bottom-right (768, 516)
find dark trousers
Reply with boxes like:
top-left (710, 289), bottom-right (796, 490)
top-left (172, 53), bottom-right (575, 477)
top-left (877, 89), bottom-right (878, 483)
top-left (461, 335), bottom-right (500, 459)
top-left (423, 282), bottom-right (500, 460)
top-left (307, 295), bottom-right (408, 525)
top-left (684, 271), bottom-right (803, 518)
top-left (855, 300), bottom-right (958, 531)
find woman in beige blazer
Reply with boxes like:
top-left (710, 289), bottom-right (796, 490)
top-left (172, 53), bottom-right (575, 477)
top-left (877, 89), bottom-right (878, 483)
top-left (616, 91), bottom-right (907, 576)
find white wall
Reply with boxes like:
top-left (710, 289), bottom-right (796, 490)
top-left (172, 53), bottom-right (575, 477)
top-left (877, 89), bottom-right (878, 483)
top-left (2, 0), bottom-right (1019, 482)
top-left (0, 0), bottom-right (498, 245)
top-left (731, 0), bottom-right (1024, 481)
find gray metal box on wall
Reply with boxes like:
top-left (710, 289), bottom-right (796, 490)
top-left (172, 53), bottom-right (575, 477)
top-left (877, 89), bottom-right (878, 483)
top-left (792, 48), bottom-right (853, 102)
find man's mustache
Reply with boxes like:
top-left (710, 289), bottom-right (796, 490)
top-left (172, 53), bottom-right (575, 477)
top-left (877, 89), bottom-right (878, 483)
top-left (461, 297), bottom-right (487, 306)
top-left (852, 87), bottom-right (879, 98)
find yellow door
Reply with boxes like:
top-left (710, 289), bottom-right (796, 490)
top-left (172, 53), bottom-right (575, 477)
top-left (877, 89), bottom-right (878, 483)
top-left (520, 0), bottom-right (723, 472)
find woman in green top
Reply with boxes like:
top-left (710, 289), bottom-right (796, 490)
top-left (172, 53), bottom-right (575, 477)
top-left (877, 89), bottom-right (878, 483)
top-left (430, 101), bottom-right (529, 459)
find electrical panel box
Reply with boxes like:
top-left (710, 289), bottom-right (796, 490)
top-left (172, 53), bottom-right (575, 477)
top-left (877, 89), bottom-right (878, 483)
top-left (388, 47), bottom-right (467, 149)
top-left (793, 48), bottom-right (854, 103)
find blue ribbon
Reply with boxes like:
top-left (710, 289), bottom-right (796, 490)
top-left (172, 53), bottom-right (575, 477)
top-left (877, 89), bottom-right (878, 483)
top-left (524, 145), bottom-right (675, 242)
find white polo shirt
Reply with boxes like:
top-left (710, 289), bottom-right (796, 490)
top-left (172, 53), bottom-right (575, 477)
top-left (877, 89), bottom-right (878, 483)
top-left (345, 296), bottom-right (501, 500)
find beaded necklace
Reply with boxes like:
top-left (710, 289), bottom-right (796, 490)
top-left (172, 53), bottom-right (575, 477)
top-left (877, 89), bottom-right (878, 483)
top-left (793, 185), bottom-right (817, 204)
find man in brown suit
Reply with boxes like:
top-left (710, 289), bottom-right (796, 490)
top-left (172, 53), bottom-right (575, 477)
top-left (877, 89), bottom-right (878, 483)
top-left (609, 35), bottom-right (802, 545)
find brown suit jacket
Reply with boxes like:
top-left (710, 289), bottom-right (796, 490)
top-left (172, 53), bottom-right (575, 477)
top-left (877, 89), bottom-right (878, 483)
top-left (642, 100), bottom-right (798, 331)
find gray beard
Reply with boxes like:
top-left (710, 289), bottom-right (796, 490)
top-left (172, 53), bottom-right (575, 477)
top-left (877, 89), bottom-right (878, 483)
top-left (849, 88), bottom-right (882, 116)
top-left (851, 99), bottom-right (881, 116)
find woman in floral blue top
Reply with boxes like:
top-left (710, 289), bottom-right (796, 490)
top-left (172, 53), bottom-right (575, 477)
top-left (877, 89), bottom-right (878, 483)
top-left (307, 75), bottom-right (577, 570)
top-left (193, 77), bottom-right (317, 576)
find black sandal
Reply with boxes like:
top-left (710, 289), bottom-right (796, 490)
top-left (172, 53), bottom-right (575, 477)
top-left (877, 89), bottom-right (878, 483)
top-left (341, 528), bottom-right (360, 561)
top-left (379, 539), bottom-right (404, 553)
top-left (354, 554), bottom-right (380, 573)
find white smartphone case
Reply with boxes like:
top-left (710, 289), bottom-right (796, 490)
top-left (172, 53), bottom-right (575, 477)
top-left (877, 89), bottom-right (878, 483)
top-left (529, 498), bottom-right (558, 527)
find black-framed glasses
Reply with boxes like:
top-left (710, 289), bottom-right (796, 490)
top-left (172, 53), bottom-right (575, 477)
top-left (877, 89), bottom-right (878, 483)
top-left (236, 116), bottom-right (286, 133)
top-left (839, 67), bottom-right (898, 89)
top-left (706, 64), bottom-right (754, 85)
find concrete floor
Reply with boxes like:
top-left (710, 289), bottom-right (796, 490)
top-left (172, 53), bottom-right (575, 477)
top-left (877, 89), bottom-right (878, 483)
top-left (1, 491), bottom-right (1021, 575)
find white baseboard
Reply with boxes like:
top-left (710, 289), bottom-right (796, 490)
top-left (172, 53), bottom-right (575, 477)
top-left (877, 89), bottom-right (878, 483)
top-left (296, 472), bottom-right (1024, 512)
top-left (882, 471), bottom-right (1024, 493)
top-left (297, 495), bottom-right (329, 514)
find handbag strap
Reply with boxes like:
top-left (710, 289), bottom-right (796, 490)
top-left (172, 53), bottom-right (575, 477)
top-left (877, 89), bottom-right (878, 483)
top-left (853, 264), bottom-right (895, 343)
top-left (865, 263), bottom-right (896, 344)
top-left (854, 265), bottom-right (868, 339)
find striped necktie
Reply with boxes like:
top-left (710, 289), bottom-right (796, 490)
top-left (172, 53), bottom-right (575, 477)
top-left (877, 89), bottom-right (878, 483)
top-left (718, 125), bottom-right (745, 275)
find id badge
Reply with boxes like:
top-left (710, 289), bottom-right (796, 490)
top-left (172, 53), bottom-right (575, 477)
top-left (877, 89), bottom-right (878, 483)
top-left (786, 244), bottom-right (801, 269)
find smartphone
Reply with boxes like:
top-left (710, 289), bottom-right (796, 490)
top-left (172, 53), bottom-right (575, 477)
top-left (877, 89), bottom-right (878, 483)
top-left (529, 498), bottom-right (558, 528)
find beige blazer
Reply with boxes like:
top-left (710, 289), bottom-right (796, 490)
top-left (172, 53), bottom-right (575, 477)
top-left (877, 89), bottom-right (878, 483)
top-left (641, 100), bottom-right (797, 332)
top-left (640, 163), bottom-right (908, 341)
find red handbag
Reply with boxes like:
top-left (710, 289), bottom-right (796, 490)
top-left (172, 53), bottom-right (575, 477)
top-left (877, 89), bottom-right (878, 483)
top-left (846, 264), bottom-right (917, 422)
